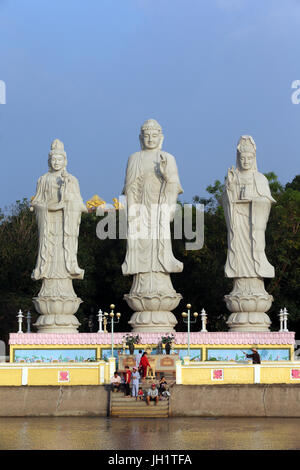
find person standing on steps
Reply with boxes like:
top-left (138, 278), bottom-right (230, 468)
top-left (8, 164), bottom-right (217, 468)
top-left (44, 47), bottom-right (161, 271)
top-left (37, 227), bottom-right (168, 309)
top-left (131, 366), bottom-right (140, 400)
top-left (139, 352), bottom-right (151, 380)
top-left (124, 366), bottom-right (132, 397)
top-left (135, 349), bottom-right (143, 369)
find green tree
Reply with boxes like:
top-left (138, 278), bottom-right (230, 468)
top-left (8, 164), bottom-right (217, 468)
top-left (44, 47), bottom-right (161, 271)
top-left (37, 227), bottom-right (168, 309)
top-left (0, 173), bottom-right (299, 345)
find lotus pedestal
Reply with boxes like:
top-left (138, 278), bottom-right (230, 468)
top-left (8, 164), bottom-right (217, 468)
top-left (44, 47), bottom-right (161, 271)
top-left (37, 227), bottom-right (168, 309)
top-left (33, 279), bottom-right (81, 333)
top-left (225, 278), bottom-right (273, 332)
top-left (125, 292), bottom-right (182, 332)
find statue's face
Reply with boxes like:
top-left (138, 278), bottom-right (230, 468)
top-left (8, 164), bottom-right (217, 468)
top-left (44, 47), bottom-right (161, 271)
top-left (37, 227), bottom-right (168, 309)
top-left (141, 129), bottom-right (161, 150)
top-left (50, 154), bottom-right (66, 171)
top-left (239, 152), bottom-right (255, 171)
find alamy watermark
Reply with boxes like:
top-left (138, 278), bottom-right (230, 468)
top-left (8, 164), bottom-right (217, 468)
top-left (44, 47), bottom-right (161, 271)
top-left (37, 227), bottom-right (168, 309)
top-left (291, 80), bottom-right (300, 104)
top-left (0, 80), bottom-right (6, 104)
top-left (96, 197), bottom-right (204, 251)
top-left (0, 340), bottom-right (5, 360)
top-left (294, 341), bottom-right (300, 360)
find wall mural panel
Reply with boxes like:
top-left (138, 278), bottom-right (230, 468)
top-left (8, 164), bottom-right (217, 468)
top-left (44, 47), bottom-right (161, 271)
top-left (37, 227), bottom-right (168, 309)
top-left (14, 348), bottom-right (97, 363)
top-left (206, 348), bottom-right (290, 362)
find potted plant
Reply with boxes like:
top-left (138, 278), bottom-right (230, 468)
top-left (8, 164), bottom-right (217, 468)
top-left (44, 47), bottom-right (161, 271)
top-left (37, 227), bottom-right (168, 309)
top-left (161, 334), bottom-right (175, 355)
top-left (123, 333), bottom-right (141, 355)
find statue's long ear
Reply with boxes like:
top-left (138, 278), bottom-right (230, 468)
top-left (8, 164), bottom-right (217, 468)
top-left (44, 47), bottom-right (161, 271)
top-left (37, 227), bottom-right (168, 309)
top-left (139, 134), bottom-right (144, 150)
top-left (159, 134), bottom-right (164, 150)
top-left (236, 151), bottom-right (240, 171)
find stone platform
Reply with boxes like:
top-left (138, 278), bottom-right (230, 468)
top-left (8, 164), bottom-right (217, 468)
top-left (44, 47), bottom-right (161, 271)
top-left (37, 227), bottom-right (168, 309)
top-left (9, 331), bottom-right (295, 363)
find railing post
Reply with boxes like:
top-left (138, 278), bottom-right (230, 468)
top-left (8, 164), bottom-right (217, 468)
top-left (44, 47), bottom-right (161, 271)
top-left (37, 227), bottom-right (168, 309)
top-left (108, 357), bottom-right (116, 381)
top-left (99, 362), bottom-right (105, 384)
top-left (176, 360), bottom-right (182, 385)
top-left (253, 365), bottom-right (261, 384)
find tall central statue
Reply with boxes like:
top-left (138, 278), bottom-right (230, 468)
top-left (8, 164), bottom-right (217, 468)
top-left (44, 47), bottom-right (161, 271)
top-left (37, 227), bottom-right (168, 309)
top-left (222, 135), bottom-right (276, 331)
top-left (122, 119), bottom-right (183, 332)
top-left (31, 139), bottom-right (87, 333)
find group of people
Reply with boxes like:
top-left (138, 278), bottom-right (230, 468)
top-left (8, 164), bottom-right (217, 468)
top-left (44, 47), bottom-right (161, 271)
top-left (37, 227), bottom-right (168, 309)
top-left (111, 367), bottom-right (143, 398)
top-left (110, 349), bottom-right (170, 403)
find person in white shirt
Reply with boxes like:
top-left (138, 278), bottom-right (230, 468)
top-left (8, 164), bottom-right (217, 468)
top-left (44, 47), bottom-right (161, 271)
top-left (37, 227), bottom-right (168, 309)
top-left (111, 372), bottom-right (121, 392)
top-left (135, 350), bottom-right (143, 368)
top-left (131, 367), bottom-right (140, 399)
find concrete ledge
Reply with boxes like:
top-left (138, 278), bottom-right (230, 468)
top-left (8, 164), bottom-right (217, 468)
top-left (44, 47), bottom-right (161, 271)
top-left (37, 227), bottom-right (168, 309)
top-left (0, 386), bottom-right (110, 417)
top-left (0, 384), bottom-right (300, 417)
top-left (170, 384), bottom-right (300, 417)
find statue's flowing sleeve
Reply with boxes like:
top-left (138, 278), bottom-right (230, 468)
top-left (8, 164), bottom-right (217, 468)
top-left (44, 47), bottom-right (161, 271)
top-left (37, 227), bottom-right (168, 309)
top-left (164, 152), bottom-right (183, 195)
top-left (221, 179), bottom-right (237, 277)
top-left (31, 175), bottom-right (49, 280)
top-left (122, 153), bottom-right (141, 275)
top-left (63, 175), bottom-right (86, 279)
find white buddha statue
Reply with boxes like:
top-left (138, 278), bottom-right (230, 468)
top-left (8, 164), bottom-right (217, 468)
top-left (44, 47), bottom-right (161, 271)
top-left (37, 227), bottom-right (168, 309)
top-left (31, 139), bottom-right (87, 332)
top-left (222, 135), bottom-right (275, 331)
top-left (122, 119), bottom-right (183, 331)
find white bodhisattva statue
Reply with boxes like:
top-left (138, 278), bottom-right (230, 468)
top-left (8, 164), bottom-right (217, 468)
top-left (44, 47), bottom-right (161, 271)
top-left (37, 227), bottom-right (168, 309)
top-left (31, 139), bottom-right (87, 333)
top-left (122, 119), bottom-right (183, 332)
top-left (222, 135), bottom-right (276, 331)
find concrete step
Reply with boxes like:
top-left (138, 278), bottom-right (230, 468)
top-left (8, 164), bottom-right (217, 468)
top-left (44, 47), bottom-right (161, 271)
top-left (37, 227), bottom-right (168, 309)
top-left (112, 405), bottom-right (169, 410)
top-left (110, 389), bottom-right (169, 417)
top-left (111, 408), bottom-right (168, 415)
top-left (111, 397), bottom-right (168, 403)
top-left (112, 404), bottom-right (168, 409)
top-left (111, 413), bottom-right (168, 418)
top-left (112, 397), bottom-right (168, 402)
top-left (112, 409), bottom-right (168, 414)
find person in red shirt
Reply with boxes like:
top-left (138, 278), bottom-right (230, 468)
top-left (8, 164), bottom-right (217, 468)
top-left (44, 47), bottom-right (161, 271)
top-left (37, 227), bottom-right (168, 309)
top-left (124, 366), bottom-right (132, 396)
top-left (139, 352), bottom-right (150, 380)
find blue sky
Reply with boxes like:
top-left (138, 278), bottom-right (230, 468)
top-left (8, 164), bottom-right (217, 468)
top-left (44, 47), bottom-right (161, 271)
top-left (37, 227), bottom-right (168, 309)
top-left (0, 0), bottom-right (299, 208)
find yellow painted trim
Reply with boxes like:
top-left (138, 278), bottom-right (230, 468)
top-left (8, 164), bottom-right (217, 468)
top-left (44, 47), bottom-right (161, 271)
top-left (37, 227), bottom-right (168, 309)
top-left (178, 361), bottom-right (300, 385)
top-left (0, 361), bottom-right (108, 386)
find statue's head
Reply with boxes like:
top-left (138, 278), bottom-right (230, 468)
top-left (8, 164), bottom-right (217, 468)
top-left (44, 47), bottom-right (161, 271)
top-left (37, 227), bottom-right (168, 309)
top-left (139, 119), bottom-right (164, 150)
top-left (48, 139), bottom-right (67, 172)
top-left (236, 135), bottom-right (257, 172)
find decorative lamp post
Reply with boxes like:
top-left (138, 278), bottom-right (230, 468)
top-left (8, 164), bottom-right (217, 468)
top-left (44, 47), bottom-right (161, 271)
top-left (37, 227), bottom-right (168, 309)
top-left (283, 307), bottom-right (289, 332)
top-left (181, 303), bottom-right (198, 358)
top-left (200, 308), bottom-right (207, 332)
top-left (26, 311), bottom-right (32, 333)
top-left (104, 304), bottom-right (121, 358)
top-left (279, 309), bottom-right (284, 332)
top-left (17, 310), bottom-right (24, 334)
top-left (97, 309), bottom-right (103, 333)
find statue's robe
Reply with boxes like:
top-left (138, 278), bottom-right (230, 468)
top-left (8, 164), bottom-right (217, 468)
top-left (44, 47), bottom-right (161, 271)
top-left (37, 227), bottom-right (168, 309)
top-left (122, 150), bottom-right (183, 276)
top-left (222, 171), bottom-right (275, 278)
top-left (31, 171), bottom-right (86, 280)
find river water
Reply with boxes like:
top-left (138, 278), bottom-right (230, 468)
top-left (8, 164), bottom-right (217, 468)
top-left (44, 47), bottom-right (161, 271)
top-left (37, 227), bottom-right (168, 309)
top-left (0, 417), bottom-right (299, 450)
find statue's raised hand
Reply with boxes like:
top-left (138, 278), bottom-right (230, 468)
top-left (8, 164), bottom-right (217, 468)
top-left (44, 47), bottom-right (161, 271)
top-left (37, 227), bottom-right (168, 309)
top-left (159, 153), bottom-right (168, 181)
top-left (227, 166), bottom-right (236, 187)
top-left (60, 170), bottom-right (71, 202)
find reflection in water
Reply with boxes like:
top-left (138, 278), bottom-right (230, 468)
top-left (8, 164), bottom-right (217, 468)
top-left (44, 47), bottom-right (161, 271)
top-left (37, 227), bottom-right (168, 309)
top-left (0, 417), bottom-right (299, 450)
